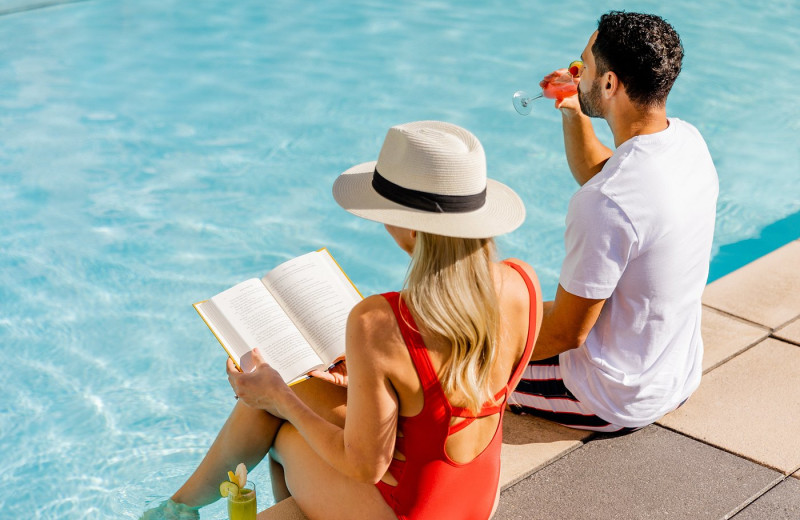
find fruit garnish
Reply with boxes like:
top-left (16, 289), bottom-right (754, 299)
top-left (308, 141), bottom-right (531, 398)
top-left (235, 463), bottom-right (248, 488)
top-left (568, 60), bottom-right (584, 77)
top-left (220, 462), bottom-right (249, 498)
top-left (220, 480), bottom-right (240, 498)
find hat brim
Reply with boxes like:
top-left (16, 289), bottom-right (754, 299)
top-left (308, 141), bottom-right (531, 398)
top-left (332, 161), bottom-right (526, 238)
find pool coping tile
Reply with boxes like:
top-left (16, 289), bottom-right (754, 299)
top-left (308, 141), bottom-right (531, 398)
top-left (700, 305), bottom-right (770, 373)
top-left (658, 338), bottom-right (800, 474)
top-left (500, 413), bottom-right (592, 489)
top-left (774, 317), bottom-right (800, 346)
top-left (258, 497), bottom-right (306, 520)
top-left (702, 240), bottom-right (800, 330)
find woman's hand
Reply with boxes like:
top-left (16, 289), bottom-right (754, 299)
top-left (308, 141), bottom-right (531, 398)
top-left (227, 348), bottom-right (294, 418)
top-left (309, 361), bottom-right (349, 387)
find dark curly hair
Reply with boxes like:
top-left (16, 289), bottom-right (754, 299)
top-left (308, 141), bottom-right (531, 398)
top-left (593, 11), bottom-right (683, 107)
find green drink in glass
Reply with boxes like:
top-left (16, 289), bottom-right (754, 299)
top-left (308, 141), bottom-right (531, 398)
top-left (227, 481), bottom-right (257, 520)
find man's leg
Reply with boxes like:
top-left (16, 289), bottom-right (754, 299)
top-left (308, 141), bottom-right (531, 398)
top-left (509, 356), bottom-right (640, 434)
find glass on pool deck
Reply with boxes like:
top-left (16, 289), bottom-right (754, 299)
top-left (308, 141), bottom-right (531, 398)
top-left (228, 482), bottom-right (257, 520)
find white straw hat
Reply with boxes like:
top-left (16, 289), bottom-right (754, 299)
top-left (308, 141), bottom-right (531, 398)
top-left (332, 121), bottom-right (525, 238)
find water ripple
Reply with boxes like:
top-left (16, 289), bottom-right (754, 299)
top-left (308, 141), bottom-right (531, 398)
top-left (1, 0), bottom-right (797, 518)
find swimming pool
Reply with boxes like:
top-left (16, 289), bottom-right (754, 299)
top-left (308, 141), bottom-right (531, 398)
top-left (1, 0), bottom-right (797, 518)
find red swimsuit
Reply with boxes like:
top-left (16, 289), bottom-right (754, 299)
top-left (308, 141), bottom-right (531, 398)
top-left (375, 261), bottom-right (538, 520)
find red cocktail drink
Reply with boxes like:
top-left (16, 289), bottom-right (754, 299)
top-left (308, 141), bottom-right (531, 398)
top-left (539, 68), bottom-right (579, 101)
top-left (512, 61), bottom-right (583, 116)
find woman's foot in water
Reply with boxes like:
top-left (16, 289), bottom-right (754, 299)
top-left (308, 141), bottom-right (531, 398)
top-left (139, 499), bottom-right (200, 520)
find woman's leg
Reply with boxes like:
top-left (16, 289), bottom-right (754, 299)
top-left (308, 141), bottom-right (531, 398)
top-left (267, 423), bottom-right (396, 520)
top-left (268, 454), bottom-right (291, 502)
top-left (171, 378), bottom-right (348, 508)
top-left (171, 400), bottom-right (279, 507)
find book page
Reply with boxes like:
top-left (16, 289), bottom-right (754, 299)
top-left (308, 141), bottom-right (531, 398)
top-left (262, 250), bottom-right (362, 366)
top-left (195, 299), bottom-right (250, 364)
top-left (204, 278), bottom-right (325, 382)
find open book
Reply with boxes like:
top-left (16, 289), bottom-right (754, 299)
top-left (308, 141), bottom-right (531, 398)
top-left (194, 248), bottom-right (362, 385)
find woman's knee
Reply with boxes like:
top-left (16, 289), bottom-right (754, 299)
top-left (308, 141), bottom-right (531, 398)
top-left (291, 379), bottom-right (347, 427)
top-left (270, 422), bottom-right (300, 466)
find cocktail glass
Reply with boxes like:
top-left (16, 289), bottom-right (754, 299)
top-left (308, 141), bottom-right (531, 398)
top-left (513, 61), bottom-right (583, 116)
top-left (227, 481), bottom-right (257, 520)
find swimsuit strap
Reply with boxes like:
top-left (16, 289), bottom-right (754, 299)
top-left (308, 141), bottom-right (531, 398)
top-left (381, 292), bottom-right (442, 397)
top-left (500, 259), bottom-right (539, 393)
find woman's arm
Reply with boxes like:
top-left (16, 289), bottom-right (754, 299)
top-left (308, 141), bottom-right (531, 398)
top-left (228, 295), bottom-right (399, 484)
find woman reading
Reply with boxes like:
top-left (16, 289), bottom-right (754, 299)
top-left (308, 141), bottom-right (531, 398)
top-left (143, 120), bottom-right (542, 520)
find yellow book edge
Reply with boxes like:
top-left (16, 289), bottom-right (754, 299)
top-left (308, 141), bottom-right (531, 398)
top-left (316, 246), bottom-right (364, 298)
top-left (192, 301), bottom-right (242, 375)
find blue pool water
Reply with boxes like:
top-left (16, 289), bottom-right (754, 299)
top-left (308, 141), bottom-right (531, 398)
top-left (0, 0), bottom-right (798, 518)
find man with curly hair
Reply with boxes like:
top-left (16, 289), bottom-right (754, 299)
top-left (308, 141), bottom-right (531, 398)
top-left (511, 12), bottom-right (719, 433)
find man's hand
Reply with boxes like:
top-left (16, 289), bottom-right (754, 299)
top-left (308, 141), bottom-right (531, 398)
top-left (555, 94), bottom-right (581, 117)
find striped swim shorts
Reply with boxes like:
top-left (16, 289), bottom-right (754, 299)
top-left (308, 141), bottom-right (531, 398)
top-left (508, 355), bottom-right (643, 434)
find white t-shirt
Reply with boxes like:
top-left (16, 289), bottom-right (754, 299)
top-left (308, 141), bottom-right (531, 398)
top-left (559, 118), bottom-right (718, 428)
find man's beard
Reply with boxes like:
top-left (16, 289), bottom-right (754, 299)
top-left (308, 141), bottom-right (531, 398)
top-left (578, 78), bottom-right (604, 118)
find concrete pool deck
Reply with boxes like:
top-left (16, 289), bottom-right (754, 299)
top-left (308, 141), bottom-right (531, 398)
top-left (259, 238), bottom-right (800, 520)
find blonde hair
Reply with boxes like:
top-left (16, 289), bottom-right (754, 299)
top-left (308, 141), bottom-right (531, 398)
top-left (402, 232), bottom-right (499, 413)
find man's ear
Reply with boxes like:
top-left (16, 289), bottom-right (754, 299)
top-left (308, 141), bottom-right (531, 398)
top-left (603, 72), bottom-right (619, 99)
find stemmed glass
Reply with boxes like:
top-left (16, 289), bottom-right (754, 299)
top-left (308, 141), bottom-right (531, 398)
top-left (513, 61), bottom-right (583, 115)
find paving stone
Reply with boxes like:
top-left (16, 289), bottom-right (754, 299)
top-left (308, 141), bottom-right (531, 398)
top-left (500, 413), bottom-right (592, 489)
top-left (494, 426), bottom-right (779, 520)
top-left (658, 338), bottom-right (800, 473)
top-left (774, 317), bottom-right (800, 346)
top-left (701, 306), bottom-right (769, 373)
top-left (258, 497), bottom-right (307, 520)
top-left (702, 240), bottom-right (800, 329)
top-left (732, 478), bottom-right (800, 520)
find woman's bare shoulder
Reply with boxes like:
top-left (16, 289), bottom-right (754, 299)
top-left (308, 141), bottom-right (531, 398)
top-left (500, 259), bottom-right (542, 302)
top-left (350, 294), bottom-right (396, 321)
top-left (501, 258), bottom-right (541, 286)
top-left (347, 294), bottom-right (404, 356)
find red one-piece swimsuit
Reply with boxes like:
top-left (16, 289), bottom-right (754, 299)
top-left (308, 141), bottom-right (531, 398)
top-left (375, 260), bottom-right (538, 520)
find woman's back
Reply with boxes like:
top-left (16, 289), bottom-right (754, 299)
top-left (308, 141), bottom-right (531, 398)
top-left (369, 259), bottom-right (542, 519)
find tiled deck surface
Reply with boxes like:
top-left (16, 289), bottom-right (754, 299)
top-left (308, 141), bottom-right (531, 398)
top-left (259, 238), bottom-right (800, 520)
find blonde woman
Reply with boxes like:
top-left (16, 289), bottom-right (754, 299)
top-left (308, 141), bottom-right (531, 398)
top-left (143, 121), bottom-right (542, 520)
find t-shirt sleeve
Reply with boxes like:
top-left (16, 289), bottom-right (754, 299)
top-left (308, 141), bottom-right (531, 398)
top-left (559, 189), bottom-right (637, 300)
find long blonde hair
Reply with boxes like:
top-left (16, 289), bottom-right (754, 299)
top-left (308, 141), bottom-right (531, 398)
top-left (402, 232), bottom-right (499, 414)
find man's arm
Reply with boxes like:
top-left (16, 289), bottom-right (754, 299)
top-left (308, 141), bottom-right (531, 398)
top-left (556, 97), bottom-right (613, 186)
top-left (530, 284), bottom-right (605, 361)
